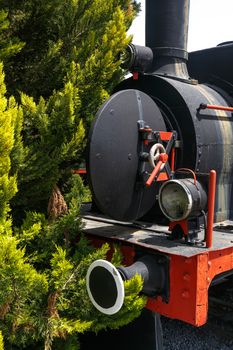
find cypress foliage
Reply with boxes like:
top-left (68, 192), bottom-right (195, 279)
top-left (0, 9), bottom-right (24, 62)
top-left (0, 0), bottom-right (138, 100)
top-left (0, 1), bottom-right (146, 349)
top-left (0, 63), bottom-right (21, 234)
top-left (0, 64), bottom-right (48, 349)
top-left (0, 331), bottom-right (3, 350)
top-left (0, 67), bottom-right (146, 348)
top-left (5, 0), bottom-right (139, 217)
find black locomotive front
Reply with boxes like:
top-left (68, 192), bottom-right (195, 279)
top-left (82, 2), bottom-right (233, 349)
top-left (88, 0), bottom-right (233, 228)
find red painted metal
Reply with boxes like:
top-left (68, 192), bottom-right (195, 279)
top-left (148, 245), bottom-right (233, 326)
top-left (169, 219), bottom-right (188, 236)
top-left (146, 253), bottom-right (209, 326)
top-left (72, 168), bottom-right (87, 174)
top-left (199, 103), bottom-right (233, 112)
top-left (84, 225), bottom-right (233, 327)
top-left (159, 153), bottom-right (169, 163)
top-left (133, 71), bottom-right (139, 80)
top-left (159, 131), bottom-right (173, 141)
top-left (146, 160), bottom-right (164, 187)
top-left (170, 148), bottom-right (175, 172)
top-left (157, 172), bottom-right (169, 181)
top-left (206, 170), bottom-right (216, 248)
top-left (145, 131), bottom-right (175, 185)
top-left (146, 153), bottom-right (168, 187)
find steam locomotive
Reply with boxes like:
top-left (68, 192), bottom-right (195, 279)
top-left (81, 1), bottom-right (233, 349)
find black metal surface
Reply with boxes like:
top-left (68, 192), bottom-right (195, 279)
top-left (117, 75), bottom-right (233, 221)
top-left (83, 216), bottom-right (233, 258)
top-left (116, 76), bottom-right (195, 169)
top-left (146, 0), bottom-right (189, 57)
top-left (79, 309), bottom-right (163, 350)
top-left (87, 1), bottom-right (233, 225)
top-left (122, 44), bottom-right (153, 73)
top-left (118, 254), bottom-right (170, 301)
top-left (87, 89), bottom-right (166, 221)
top-left (146, 0), bottom-right (190, 79)
top-left (89, 267), bottom-right (117, 308)
top-left (188, 43), bottom-right (233, 89)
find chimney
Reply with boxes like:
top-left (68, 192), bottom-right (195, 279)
top-left (146, 0), bottom-right (190, 79)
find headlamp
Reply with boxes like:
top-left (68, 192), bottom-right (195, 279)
top-left (158, 179), bottom-right (207, 221)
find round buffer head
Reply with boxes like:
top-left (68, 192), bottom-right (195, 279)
top-left (86, 259), bottom-right (125, 315)
top-left (87, 89), bottom-right (166, 221)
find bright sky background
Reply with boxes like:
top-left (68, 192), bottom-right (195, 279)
top-left (128, 0), bottom-right (233, 52)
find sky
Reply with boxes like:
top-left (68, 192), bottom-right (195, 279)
top-left (128, 0), bottom-right (233, 52)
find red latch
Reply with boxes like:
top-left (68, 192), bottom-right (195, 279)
top-left (146, 153), bottom-right (168, 187)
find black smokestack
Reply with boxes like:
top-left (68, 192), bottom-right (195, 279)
top-left (146, 0), bottom-right (190, 79)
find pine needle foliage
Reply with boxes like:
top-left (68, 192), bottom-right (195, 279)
top-left (12, 83), bottom-right (86, 218)
top-left (0, 331), bottom-right (3, 350)
top-left (0, 0), bottom-right (138, 100)
top-left (7, 0), bottom-right (139, 217)
top-left (0, 9), bottom-right (24, 62)
top-left (0, 63), bottom-right (23, 234)
top-left (13, 195), bottom-right (146, 349)
top-left (0, 123), bottom-right (146, 349)
top-left (0, 1), bottom-right (146, 349)
top-left (0, 65), bottom-right (48, 349)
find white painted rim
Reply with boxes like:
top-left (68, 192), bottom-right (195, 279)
top-left (86, 259), bottom-right (125, 315)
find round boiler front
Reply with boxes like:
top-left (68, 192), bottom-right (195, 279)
top-left (87, 89), bottom-right (167, 221)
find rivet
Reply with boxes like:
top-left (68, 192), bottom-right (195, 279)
top-left (183, 273), bottom-right (191, 282)
top-left (185, 258), bottom-right (191, 264)
top-left (182, 290), bottom-right (190, 299)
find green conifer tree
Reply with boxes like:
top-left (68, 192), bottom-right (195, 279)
top-left (0, 63), bottom-right (146, 349)
top-left (0, 63), bottom-right (21, 234)
top-left (0, 9), bottom-right (24, 62)
top-left (0, 1), bottom-right (146, 349)
top-left (0, 0), bottom-right (138, 100)
top-left (3, 0), bottom-right (139, 217)
top-left (0, 63), bottom-right (48, 349)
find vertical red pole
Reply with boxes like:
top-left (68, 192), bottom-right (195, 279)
top-left (170, 148), bottom-right (175, 172)
top-left (206, 170), bottom-right (216, 248)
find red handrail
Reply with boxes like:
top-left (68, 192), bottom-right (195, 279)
top-left (206, 170), bottom-right (216, 248)
top-left (199, 103), bottom-right (233, 112)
